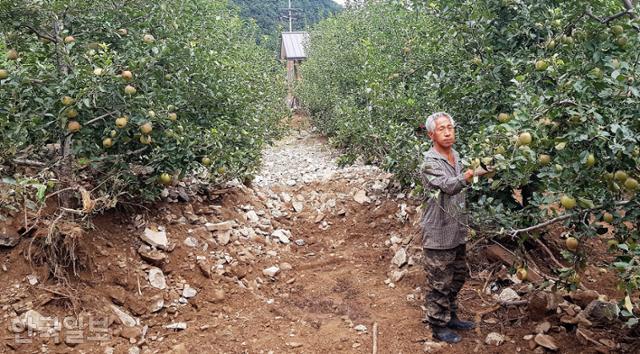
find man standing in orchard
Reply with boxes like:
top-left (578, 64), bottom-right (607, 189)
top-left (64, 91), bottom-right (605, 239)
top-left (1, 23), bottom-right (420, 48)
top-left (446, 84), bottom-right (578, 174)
top-left (419, 112), bottom-right (491, 343)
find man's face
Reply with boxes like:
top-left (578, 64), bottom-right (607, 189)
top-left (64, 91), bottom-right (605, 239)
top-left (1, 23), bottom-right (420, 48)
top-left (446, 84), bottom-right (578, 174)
top-left (428, 116), bottom-right (456, 148)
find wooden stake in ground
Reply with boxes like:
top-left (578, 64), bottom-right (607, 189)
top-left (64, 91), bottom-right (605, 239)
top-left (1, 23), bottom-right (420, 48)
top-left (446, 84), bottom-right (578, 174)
top-left (372, 322), bottom-right (378, 354)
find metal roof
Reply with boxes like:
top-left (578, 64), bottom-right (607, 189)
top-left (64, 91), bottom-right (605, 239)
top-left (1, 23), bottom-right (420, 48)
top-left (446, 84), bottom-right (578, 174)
top-left (280, 31), bottom-right (309, 60)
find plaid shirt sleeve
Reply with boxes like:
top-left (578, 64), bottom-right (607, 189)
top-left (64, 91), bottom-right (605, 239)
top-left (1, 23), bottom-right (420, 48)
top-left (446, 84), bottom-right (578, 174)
top-left (421, 158), bottom-right (468, 195)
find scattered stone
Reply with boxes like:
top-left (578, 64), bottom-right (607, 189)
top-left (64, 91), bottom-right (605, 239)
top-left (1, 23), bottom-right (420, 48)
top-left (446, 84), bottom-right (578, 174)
top-left (392, 248), bottom-right (407, 267)
top-left (391, 269), bottom-right (408, 283)
top-left (0, 225), bottom-right (20, 247)
top-left (120, 326), bottom-right (142, 340)
top-left (148, 267), bottom-right (167, 290)
top-left (272, 229), bottom-right (291, 244)
top-left (534, 333), bottom-right (558, 351)
top-left (217, 230), bottom-right (231, 246)
top-left (183, 237), bottom-right (198, 248)
top-left (423, 341), bottom-right (446, 352)
top-left (354, 324), bottom-right (367, 332)
top-left (314, 213), bottom-right (325, 223)
top-left (280, 262), bottom-right (293, 271)
top-left (197, 259), bottom-right (212, 278)
top-left (141, 226), bottom-right (168, 249)
top-left (353, 190), bottom-right (368, 204)
top-left (205, 221), bottom-right (234, 232)
top-left (246, 210), bottom-right (259, 223)
top-left (528, 291), bottom-right (559, 321)
top-left (523, 334), bottom-right (534, 340)
top-left (137, 245), bottom-right (168, 266)
top-left (292, 201), bottom-right (304, 213)
top-left (497, 288), bottom-right (521, 303)
top-left (535, 321), bottom-right (551, 334)
top-left (26, 274), bottom-right (38, 286)
top-left (182, 286), bottom-right (197, 299)
top-left (164, 322), bottom-right (187, 330)
top-left (128, 347), bottom-right (141, 354)
top-left (583, 300), bottom-right (619, 326)
top-left (294, 239), bottom-right (306, 246)
top-left (110, 305), bottom-right (137, 327)
top-left (280, 192), bottom-right (292, 203)
top-left (286, 342), bottom-right (304, 348)
top-left (485, 332), bottom-right (505, 346)
top-left (263, 266), bottom-right (280, 277)
top-left (570, 290), bottom-right (600, 309)
top-left (149, 298), bottom-right (164, 313)
top-left (286, 179), bottom-right (297, 186)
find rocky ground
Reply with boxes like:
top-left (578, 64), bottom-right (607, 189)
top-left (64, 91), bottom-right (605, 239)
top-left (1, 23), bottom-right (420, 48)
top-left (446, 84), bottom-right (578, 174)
top-left (0, 116), bottom-right (637, 353)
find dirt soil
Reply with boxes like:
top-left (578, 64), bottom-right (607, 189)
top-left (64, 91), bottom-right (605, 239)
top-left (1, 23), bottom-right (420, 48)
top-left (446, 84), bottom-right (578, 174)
top-left (0, 116), bottom-right (637, 354)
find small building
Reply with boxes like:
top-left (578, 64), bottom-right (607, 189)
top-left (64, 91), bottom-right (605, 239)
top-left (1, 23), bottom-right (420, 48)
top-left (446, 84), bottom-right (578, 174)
top-left (280, 31), bottom-right (309, 87)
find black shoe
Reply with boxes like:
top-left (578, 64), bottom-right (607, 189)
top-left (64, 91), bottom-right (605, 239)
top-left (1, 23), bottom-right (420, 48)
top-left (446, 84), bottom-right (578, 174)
top-left (432, 326), bottom-right (462, 343)
top-left (447, 313), bottom-right (476, 330)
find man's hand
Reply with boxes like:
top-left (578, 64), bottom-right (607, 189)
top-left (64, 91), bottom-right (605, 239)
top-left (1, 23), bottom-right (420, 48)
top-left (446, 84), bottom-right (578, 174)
top-left (464, 166), bottom-right (495, 182)
top-left (473, 165), bottom-right (494, 176)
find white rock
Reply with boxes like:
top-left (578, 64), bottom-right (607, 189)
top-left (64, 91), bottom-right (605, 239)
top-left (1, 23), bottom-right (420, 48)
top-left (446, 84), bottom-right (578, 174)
top-left (148, 267), bottom-right (167, 290)
top-left (535, 321), bottom-right (551, 334)
top-left (534, 333), bottom-right (558, 351)
top-left (141, 227), bottom-right (168, 249)
top-left (246, 210), bottom-right (259, 223)
top-left (485, 332), bottom-right (505, 346)
top-left (292, 201), bottom-right (304, 212)
top-left (110, 305), bottom-right (137, 327)
top-left (217, 230), bottom-right (231, 246)
top-left (263, 266), bottom-right (280, 277)
top-left (280, 192), bottom-right (292, 203)
top-left (183, 237), bottom-right (198, 247)
top-left (353, 190), bottom-right (369, 204)
top-left (389, 235), bottom-right (403, 245)
top-left (286, 179), bottom-right (297, 186)
top-left (392, 248), bottom-right (407, 267)
top-left (423, 341), bottom-right (446, 352)
top-left (182, 286), bottom-right (197, 299)
top-left (391, 269), bottom-right (408, 283)
top-left (496, 288), bottom-right (520, 303)
top-left (354, 324), bottom-right (367, 332)
top-left (272, 229), bottom-right (291, 244)
top-left (280, 262), bottom-right (293, 271)
top-left (205, 221), bottom-right (234, 232)
top-left (128, 347), bottom-right (140, 354)
top-left (26, 274), bottom-right (38, 286)
top-left (149, 298), bottom-right (164, 313)
top-left (164, 322), bottom-right (187, 330)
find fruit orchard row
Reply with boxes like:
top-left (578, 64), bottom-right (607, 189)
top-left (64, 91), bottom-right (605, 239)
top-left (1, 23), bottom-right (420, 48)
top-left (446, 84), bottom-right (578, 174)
top-left (298, 0), bottom-right (640, 321)
top-left (0, 0), bottom-right (286, 204)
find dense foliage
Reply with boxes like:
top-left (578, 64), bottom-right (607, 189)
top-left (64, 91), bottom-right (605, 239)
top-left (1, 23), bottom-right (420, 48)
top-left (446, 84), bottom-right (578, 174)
top-left (0, 0), bottom-right (287, 206)
top-left (298, 0), bottom-right (640, 320)
top-left (231, 0), bottom-right (341, 50)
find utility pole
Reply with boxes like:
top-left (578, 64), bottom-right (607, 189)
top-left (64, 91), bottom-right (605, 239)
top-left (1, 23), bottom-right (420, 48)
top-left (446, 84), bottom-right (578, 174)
top-left (281, 0), bottom-right (301, 32)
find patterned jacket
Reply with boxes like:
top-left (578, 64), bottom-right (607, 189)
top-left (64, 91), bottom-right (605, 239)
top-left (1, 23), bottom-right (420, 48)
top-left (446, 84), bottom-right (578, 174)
top-left (419, 147), bottom-right (469, 250)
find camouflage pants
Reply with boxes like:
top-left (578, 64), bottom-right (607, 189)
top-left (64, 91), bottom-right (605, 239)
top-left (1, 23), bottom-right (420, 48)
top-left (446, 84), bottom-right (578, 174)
top-left (423, 244), bottom-right (469, 327)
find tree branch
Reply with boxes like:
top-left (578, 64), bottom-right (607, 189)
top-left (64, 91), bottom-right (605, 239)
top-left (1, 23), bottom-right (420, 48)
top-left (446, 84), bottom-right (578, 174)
top-left (585, 9), bottom-right (634, 24)
top-left (13, 158), bottom-right (47, 167)
top-left (507, 200), bottom-right (631, 238)
top-left (19, 24), bottom-right (57, 43)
